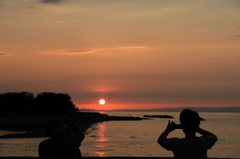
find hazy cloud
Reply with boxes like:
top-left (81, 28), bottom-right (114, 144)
top-left (39, 46), bottom-right (154, 55)
top-left (103, 46), bottom-right (155, 53)
top-left (235, 35), bottom-right (240, 38)
top-left (54, 20), bottom-right (64, 23)
top-left (41, 0), bottom-right (64, 3)
top-left (44, 20), bottom-right (80, 24)
top-left (114, 46), bottom-right (155, 52)
top-left (40, 49), bottom-right (96, 55)
top-left (0, 52), bottom-right (9, 56)
top-left (53, 20), bottom-right (80, 23)
top-left (116, 46), bottom-right (149, 50)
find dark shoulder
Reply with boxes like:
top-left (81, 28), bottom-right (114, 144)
top-left (39, 138), bottom-right (54, 147)
top-left (39, 139), bottom-right (50, 144)
top-left (67, 133), bottom-right (82, 141)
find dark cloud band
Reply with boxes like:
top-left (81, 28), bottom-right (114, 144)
top-left (0, 53), bottom-right (8, 56)
top-left (41, 0), bottom-right (63, 3)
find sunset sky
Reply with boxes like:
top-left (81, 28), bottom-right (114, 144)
top-left (1, 0), bottom-right (240, 110)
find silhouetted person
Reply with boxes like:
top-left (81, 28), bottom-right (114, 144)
top-left (158, 109), bottom-right (217, 159)
top-left (39, 116), bottom-right (85, 159)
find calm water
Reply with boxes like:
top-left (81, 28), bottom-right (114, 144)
top-left (0, 112), bottom-right (239, 158)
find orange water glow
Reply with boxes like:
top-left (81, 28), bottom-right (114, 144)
top-left (94, 122), bottom-right (108, 157)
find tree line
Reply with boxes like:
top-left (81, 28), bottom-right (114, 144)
top-left (0, 92), bottom-right (78, 113)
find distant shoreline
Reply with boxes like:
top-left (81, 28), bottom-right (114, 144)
top-left (79, 106), bottom-right (240, 112)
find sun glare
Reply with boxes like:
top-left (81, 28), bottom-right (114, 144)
top-left (99, 99), bottom-right (105, 105)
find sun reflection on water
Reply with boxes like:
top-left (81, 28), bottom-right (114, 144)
top-left (94, 122), bottom-right (108, 157)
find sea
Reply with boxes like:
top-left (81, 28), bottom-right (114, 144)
top-left (0, 111), bottom-right (239, 158)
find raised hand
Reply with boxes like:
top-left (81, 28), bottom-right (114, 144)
top-left (166, 120), bottom-right (177, 132)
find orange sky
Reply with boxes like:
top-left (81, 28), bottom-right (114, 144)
top-left (0, 0), bottom-right (240, 110)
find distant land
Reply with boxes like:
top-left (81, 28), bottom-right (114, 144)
top-left (79, 106), bottom-right (240, 112)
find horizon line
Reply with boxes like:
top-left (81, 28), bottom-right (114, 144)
top-left (78, 106), bottom-right (240, 112)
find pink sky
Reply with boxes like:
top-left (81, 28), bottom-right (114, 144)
top-left (0, 0), bottom-right (240, 110)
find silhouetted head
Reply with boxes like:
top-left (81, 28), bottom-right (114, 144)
top-left (46, 116), bottom-right (66, 138)
top-left (180, 109), bottom-right (200, 136)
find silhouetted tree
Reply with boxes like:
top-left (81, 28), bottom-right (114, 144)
top-left (35, 92), bottom-right (78, 113)
top-left (0, 92), bottom-right (34, 112)
top-left (0, 92), bottom-right (78, 113)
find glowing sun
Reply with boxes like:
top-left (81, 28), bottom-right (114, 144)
top-left (99, 99), bottom-right (106, 105)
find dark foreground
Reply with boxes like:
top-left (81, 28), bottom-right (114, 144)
top-left (0, 113), bottom-right (236, 159)
top-left (0, 111), bottom-right (143, 138)
top-left (0, 157), bottom-right (236, 159)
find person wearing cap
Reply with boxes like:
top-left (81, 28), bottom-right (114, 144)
top-left (38, 116), bottom-right (85, 159)
top-left (158, 109), bottom-right (217, 159)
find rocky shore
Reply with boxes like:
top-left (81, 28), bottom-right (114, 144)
top-left (0, 111), bottom-right (143, 138)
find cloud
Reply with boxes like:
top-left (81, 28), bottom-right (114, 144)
top-left (116, 46), bottom-right (148, 49)
top-left (39, 45), bottom-right (154, 55)
top-left (114, 46), bottom-right (155, 52)
top-left (41, 0), bottom-right (64, 3)
top-left (0, 52), bottom-right (9, 56)
top-left (54, 20), bottom-right (64, 23)
top-left (53, 20), bottom-right (80, 23)
top-left (235, 35), bottom-right (240, 38)
top-left (44, 20), bottom-right (80, 24)
top-left (40, 49), bottom-right (96, 55)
